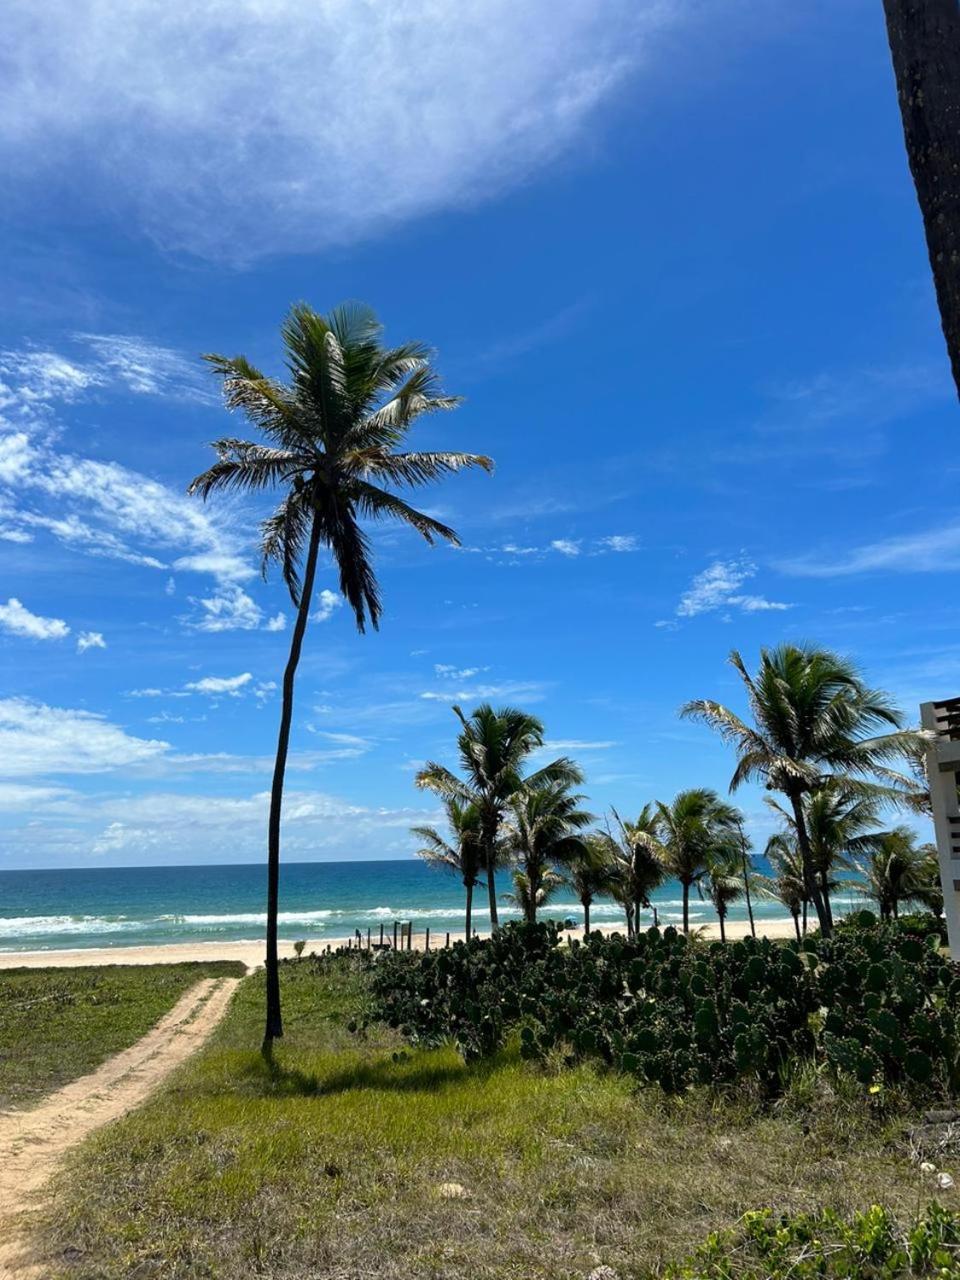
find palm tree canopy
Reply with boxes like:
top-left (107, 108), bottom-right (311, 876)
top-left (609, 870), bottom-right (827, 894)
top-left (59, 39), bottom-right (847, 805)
top-left (415, 704), bottom-right (583, 829)
top-left (188, 302), bottom-right (493, 631)
top-left (855, 826), bottom-right (927, 912)
top-left (756, 834), bottom-right (807, 915)
top-left (505, 868), bottom-right (566, 917)
top-left (504, 781), bottom-right (593, 871)
top-left (567, 837), bottom-right (617, 906)
top-left (598, 808), bottom-right (666, 910)
top-left (654, 788), bottom-right (741, 885)
top-left (765, 781), bottom-right (883, 877)
top-left (704, 846), bottom-right (744, 917)
top-left (681, 644), bottom-right (925, 799)
top-left (411, 797), bottom-right (483, 888)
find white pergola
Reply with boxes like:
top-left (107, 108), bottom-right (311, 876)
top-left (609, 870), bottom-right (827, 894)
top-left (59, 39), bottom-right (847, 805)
top-left (920, 698), bottom-right (960, 961)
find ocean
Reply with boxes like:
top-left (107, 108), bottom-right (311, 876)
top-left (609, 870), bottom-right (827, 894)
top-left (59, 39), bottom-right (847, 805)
top-left (0, 860), bottom-right (867, 953)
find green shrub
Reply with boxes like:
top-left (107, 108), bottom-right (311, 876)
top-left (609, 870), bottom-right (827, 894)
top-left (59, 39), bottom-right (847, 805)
top-left (663, 1203), bottom-right (960, 1278)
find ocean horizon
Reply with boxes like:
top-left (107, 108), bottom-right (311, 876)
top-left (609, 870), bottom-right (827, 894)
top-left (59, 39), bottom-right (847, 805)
top-left (0, 859), bottom-right (874, 953)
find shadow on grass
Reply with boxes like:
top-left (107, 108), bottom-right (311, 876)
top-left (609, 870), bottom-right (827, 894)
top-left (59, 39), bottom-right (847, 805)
top-left (232, 1043), bottom-right (509, 1100)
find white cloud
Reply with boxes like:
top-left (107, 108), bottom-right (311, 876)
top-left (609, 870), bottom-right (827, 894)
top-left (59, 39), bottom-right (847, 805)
top-left (0, 597), bottom-right (70, 640)
top-left (311, 590), bottom-right (343, 623)
top-left (778, 523), bottom-right (960, 578)
top-left (185, 585), bottom-right (263, 632)
top-left (184, 672), bottom-right (253, 697)
top-left (73, 334), bottom-right (214, 402)
top-left (76, 630), bottom-right (106, 653)
top-left (597, 534), bottom-right (638, 552)
top-left (550, 538), bottom-right (582, 557)
top-left (420, 680), bottom-right (545, 704)
top-left (673, 559), bottom-right (792, 620)
top-left (265, 612), bottom-right (287, 632)
top-left (434, 663), bottom-right (487, 680)
top-left (164, 576), bottom-right (176, 595)
top-left (0, 698), bottom-right (168, 777)
top-left (0, 0), bottom-right (681, 260)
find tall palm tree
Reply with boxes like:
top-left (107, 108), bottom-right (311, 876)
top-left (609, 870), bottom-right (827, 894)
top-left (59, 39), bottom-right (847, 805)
top-left (756, 835), bottom-right (807, 944)
top-left (655, 789), bottom-right (741, 935)
top-left (855, 827), bottom-right (926, 921)
top-left (503, 782), bottom-right (592, 923)
top-left (189, 302), bottom-right (492, 1044)
top-left (682, 645), bottom-right (923, 937)
top-left (411, 798), bottom-right (483, 939)
top-left (913, 844), bottom-right (945, 922)
top-left (567, 836), bottom-right (617, 937)
top-left (765, 782), bottom-right (883, 933)
top-left (703, 845), bottom-right (743, 944)
top-left (416, 705), bottom-right (581, 932)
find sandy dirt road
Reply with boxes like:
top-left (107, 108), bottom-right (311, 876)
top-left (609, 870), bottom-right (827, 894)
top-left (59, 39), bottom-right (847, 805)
top-left (0, 976), bottom-right (241, 1277)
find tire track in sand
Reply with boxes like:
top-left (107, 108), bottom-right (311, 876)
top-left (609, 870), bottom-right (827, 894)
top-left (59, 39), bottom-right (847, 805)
top-left (0, 976), bottom-right (241, 1277)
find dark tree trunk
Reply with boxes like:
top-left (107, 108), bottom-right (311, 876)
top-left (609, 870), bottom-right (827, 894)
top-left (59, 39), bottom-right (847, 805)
top-left (882, 0), bottom-right (960, 399)
top-left (802, 897), bottom-right (809, 936)
top-left (792, 907), bottom-right (802, 944)
top-left (583, 898), bottom-right (591, 937)
top-left (739, 826), bottom-right (756, 939)
top-left (789, 795), bottom-right (831, 936)
top-left (465, 880), bottom-right (473, 940)
top-left (263, 512), bottom-right (322, 1047)
top-left (682, 879), bottom-right (690, 935)
top-left (819, 869), bottom-right (834, 933)
top-left (486, 855), bottom-right (499, 932)
top-left (718, 906), bottom-right (727, 944)
top-left (625, 901), bottom-right (634, 938)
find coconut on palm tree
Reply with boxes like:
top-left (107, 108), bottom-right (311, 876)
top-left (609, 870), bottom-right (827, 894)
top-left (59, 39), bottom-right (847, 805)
top-left (682, 644), bottom-right (924, 937)
top-left (655, 789), bottom-right (741, 935)
top-left (189, 302), bottom-right (492, 1044)
top-left (503, 782), bottom-right (591, 923)
top-left (415, 705), bottom-right (581, 932)
top-left (411, 798), bottom-right (483, 939)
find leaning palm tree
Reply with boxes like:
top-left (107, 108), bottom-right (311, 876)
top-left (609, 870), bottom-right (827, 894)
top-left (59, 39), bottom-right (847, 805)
top-left (189, 302), bottom-right (492, 1045)
top-left (567, 836), bottom-right (618, 937)
top-left (755, 834), bottom-right (808, 943)
top-left (503, 782), bottom-right (592, 923)
top-left (411, 798), bottom-right (483, 939)
top-left (655, 789), bottom-right (741, 935)
top-left (416, 706), bottom-right (581, 932)
top-left (603, 807), bottom-right (667, 937)
top-left (682, 645), bottom-right (924, 937)
top-left (703, 845), bottom-right (743, 944)
top-left (855, 827), bottom-right (926, 921)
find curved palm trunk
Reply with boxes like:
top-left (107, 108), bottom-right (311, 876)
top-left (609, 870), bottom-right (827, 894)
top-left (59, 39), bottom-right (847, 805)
top-left (486, 859), bottom-right (499, 932)
top-left (738, 826), bottom-right (756, 939)
top-left (819, 870), bottom-right (834, 933)
top-left (791, 907), bottom-right (802, 944)
top-left (582, 897), bottom-right (591, 937)
top-left (483, 816), bottom-right (499, 933)
top-left (788, 795), bottom-right (830, 937)
top-left (263, 513), bottom-right (322, 1047)
top-left (718, 905), bottom-right (727, 944)
top-left (464, 880), bottom-right (473, 940)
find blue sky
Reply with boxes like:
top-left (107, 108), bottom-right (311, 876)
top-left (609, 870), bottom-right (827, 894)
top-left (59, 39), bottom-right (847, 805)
top-left (0, 0), bottom-right (956, 869)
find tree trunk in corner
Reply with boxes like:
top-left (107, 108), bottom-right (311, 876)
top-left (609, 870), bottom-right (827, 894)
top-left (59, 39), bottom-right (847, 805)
top-left (263, 511), bottom-right (322, 1047)
top-left (882, 0), bottom-right (960, 399)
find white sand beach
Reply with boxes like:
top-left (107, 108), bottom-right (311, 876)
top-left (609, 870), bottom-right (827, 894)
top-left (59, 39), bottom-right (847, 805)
top-left (0, 916), bottom-right (799, 969)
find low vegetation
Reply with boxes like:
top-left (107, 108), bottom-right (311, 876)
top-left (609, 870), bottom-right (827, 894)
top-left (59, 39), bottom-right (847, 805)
top-left (33, 959), bottom-right (956, 1279)
top-left (368, 916), bottom-right (960, 1098)
top-left (0, 961), bottom-right (245, 1109)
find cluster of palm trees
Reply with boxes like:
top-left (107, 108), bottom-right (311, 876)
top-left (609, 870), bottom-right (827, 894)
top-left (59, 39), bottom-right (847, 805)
top-left (413, 646), bottom-right (940, 944)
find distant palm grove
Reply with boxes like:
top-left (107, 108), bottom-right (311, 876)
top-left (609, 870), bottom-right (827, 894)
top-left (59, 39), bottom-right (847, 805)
top-left (413, 645), bottom-right (941, 944)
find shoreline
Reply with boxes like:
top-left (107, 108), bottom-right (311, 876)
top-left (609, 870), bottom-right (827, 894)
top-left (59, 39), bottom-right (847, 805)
top-left (0, 917), bottom-right (799, 970)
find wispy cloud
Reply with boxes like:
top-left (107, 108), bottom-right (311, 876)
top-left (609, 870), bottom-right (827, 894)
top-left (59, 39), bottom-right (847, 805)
top-left (311, 590), bottom-right (343, 623)
top-left (458, 534), bottom-right (638, 564)
top-left (779, 522), bottom-right (960, 578)
top-left (0, 597), bottom-right (70, 641)
top-left (0, 1), bottom-right (685, 260)
top-left (183, 673), bottom-right (252, 697)
top-left (659, 558), bottom-right (792, 625)
top-left (76, 630), bottom-right (106, 653)
top-left (0, 698), bottom-right (168, 777)
top-left (420, 680), bottom-right (545, 704)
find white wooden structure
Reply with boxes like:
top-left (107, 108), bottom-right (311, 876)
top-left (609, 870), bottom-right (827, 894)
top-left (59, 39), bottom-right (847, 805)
top-left (920, 697), bottom-right (960, 960)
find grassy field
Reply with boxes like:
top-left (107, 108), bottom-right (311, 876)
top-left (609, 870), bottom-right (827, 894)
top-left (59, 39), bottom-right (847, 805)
top-left (32, 958), bottom-right (933, 1280)
top-left (0, 961), bottom-right (246, 1110)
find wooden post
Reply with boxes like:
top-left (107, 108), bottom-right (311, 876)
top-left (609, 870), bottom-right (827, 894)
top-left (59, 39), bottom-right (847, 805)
top-left (393, 920), bottom-right (398, 950)
top-left (425, 927), bottom-right (431, 951)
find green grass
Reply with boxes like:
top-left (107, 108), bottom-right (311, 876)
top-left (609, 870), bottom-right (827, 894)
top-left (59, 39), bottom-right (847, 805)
top-left (0, 961), bottom-right (246, 1110)
top-left (32, 959), bottom-right (935, 1280)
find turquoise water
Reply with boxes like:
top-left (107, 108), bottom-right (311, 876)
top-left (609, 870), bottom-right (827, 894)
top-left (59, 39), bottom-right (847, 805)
top-left (0, 860), bottom-right (867, 952)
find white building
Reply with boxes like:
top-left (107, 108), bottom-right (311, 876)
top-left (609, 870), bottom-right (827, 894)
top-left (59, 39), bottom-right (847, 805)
top-left (920, 698), bottom-right (960, 960)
